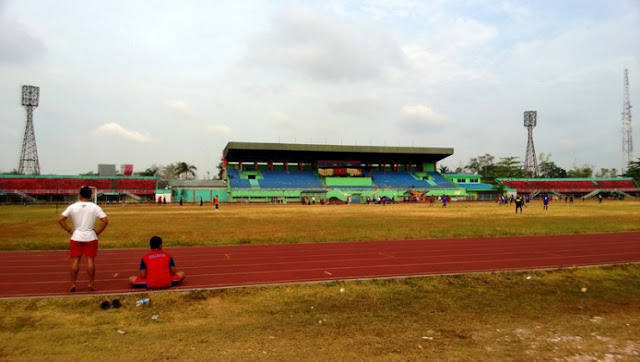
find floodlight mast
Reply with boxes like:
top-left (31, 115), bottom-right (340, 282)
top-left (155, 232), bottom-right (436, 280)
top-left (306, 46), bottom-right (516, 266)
top-left (18, 85), bottom-right (41, 175)
top-left (622, 68), bottom-right (633, 173)
top-left (523, 111), bottom-right (538, 177)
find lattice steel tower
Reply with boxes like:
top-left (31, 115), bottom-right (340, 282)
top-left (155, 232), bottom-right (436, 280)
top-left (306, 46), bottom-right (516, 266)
top-left (18, 85), bottom-right (41, 175)
top-left (523, 111), bottom-right (538, 177)
top-left (622, 68), bottom-right (633, 172)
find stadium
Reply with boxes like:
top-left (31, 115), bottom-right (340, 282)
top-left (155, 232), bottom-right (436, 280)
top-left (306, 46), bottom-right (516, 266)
top-left (2, 141), bottom-right (639, 204)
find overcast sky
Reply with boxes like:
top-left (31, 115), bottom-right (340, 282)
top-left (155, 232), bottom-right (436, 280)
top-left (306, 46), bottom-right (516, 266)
top-left (1, 0), bottom-right (639, 177)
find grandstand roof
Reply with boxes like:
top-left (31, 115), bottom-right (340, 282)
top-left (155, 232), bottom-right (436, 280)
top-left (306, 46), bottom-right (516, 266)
top-left (223, 142), bottom-right (454, 164)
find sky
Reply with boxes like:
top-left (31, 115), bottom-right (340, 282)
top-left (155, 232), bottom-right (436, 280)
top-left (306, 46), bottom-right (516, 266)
top-left (1, 0), bottom-right (639, 177)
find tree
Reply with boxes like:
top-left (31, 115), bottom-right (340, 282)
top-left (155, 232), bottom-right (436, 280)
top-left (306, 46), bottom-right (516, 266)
top-left (466, 153), bottom-right (494, 176)
top-left (80, 171), bottom-right (97, 176)
top-left (539, 161), bottom-right (567, 178)
top-left (595, 168), bottom-right (618, 178)
top-left (493, 156), bottom-right (524, 178)
top-left (136, 166), bottom-right (159, 177)
top-left (623, 158), bottom-right (640, 183)
top-left (567, 164), bottom-right (593, 178)
top-left (216, 161), bottom-right (224, 180)
top-left (175, 162), bottom-right (197, 180)
top-left (438, 165), bottom-right (451, 174)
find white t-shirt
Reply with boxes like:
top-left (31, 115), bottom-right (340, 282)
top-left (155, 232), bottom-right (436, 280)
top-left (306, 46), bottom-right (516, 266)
top-left (61, 201), bottom-right (107, 241)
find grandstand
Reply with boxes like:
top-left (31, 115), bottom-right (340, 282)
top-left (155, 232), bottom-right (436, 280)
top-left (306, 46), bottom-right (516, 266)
top-left (222, 142), bottom-right (467, 203)
top-left (496, 178), bottom-right (640, 198)
top-left (0, 174), bottom-right (157, 203)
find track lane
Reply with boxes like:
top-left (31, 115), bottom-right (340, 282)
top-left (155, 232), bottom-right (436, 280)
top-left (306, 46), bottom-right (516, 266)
top-left (1, 231), bottom-right (638, 298)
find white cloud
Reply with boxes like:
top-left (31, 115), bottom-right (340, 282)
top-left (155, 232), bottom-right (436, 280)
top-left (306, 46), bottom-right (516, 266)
top-left (397, 104), bottom-right (450, 132)
top-left (94, 123), bottom-right (152, 143)
top-left (164, 99), bottom-right (192, 116)
top-left (207, 124), bottom-right (231, 139)
top-left (269, 111), bottom-right (295, 129)
top-left (245, 5), bottom-right (406, 81)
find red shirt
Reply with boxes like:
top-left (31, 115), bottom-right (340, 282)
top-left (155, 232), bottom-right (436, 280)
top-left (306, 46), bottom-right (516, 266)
top-left (140, 250), bottom-right (175, 288)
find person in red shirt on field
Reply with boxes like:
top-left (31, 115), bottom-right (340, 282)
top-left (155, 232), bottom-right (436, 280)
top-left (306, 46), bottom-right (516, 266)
top-left (129, 236), bottom-right (185, 289)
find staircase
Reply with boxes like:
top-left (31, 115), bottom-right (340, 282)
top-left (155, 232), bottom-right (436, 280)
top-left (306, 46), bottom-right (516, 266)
top-left (121, 191), bottom-right (142, 201)
top-left (11, 190), bottom-right (38, 203)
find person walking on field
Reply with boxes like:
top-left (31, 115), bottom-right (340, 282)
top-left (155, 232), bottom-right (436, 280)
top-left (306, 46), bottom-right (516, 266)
top-left (214, 195), bottom-right (219, 212)
top-left (543, 194), bottom-right (550, 210)
top-left (58, 186), bottom-right (109, 292)
top-left (129, 236), bottom-right (185, 289)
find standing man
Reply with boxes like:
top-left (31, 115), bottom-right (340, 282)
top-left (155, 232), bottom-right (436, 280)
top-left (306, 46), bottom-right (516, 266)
top-left (58, 186), bottom-right (108, 292)
top-left (515, 194), bottom-right (524, 213)
top-left (214, 195), bottom-right (219, 211)
top-left (543, 194), bottom-right (549, 210)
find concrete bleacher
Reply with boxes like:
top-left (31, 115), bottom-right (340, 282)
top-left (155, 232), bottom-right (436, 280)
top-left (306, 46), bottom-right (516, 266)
top-left (0, 176), bottom-right (157, 197)
top-left (595, 180), bottom-right (639, 190)
top-left (258, 170), bottom-right (325, 189)
top-left (498, 178), bottom-right (640, 195)
top-left (369, 171), bottom-right (432, 189)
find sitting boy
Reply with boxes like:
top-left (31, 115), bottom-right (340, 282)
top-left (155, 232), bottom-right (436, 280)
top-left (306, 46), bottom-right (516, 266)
top-left (129, 236), bottom-right (185, 289)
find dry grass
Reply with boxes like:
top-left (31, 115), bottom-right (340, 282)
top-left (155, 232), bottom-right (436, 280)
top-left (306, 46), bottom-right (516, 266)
top-left (1, 265), bottom-right (639, 361)
top-left (0, 199), bottom-right (638, 250)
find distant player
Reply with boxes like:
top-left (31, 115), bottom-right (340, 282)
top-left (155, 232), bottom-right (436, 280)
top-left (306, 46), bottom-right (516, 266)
top-left (514, 194), bottom-right (524, 213)
top-left (214, 195), bottom-right (219, 211)
top-left (129, 236), bottom-right (185, 289)
top-left (543, 195), bottom-right (549, 210)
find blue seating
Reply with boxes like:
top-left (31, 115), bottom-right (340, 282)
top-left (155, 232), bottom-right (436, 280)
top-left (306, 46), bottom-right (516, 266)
top-left (369, 171), bottom-right (432, 189)
top-left (259, 171), bottom-right (324, 189)
top-left (226, 169), bottom-right (252, 189)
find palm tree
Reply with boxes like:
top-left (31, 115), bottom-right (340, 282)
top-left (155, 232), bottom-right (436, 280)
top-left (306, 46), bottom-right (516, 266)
top-left (174, 162), bottom-right (197, 180)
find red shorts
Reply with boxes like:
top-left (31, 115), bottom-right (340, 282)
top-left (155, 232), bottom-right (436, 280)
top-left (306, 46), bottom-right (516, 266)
top-left (69, 240), bottom-right (98, 258)
top-left (133, 274), bottom-right (182, 289)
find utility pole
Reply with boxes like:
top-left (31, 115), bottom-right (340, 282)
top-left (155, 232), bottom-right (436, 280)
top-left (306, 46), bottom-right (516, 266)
top-left (622, 68), bottom-right (633, 173)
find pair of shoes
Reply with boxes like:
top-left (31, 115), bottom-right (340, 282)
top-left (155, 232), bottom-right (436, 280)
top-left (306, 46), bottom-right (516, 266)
top-left (88, 285), bottom-right (98, 291)
top-left (100, 299), bottom-right (122, 310)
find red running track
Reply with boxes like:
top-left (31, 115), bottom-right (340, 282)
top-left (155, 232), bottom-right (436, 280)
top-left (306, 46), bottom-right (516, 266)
top-left (1, 232), bottom-right (639, 298)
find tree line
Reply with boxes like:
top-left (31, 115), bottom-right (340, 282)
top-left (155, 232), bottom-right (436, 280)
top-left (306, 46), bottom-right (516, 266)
top-left (439, 153), bottom-right (640, 184)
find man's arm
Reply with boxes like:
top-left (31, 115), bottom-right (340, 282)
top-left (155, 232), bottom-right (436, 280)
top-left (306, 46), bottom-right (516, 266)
top-left (94, 217), bottom-right (108, 236)
top-left (57, 215), bottom-right (73, 235)
top-left (169, 266), bottom-right (177, 275)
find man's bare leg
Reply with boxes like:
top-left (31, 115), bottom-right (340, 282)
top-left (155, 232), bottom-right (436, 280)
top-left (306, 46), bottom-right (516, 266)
top-left (70, 257), bottom-right (80, 292)
top-left (86, 256), bottom-right (97, 291)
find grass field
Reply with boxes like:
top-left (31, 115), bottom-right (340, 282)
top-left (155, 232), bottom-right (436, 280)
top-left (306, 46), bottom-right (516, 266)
top-left (1, 200), bottom-right (639, 361)
top-left (0, 199), bottom-right (639, 250)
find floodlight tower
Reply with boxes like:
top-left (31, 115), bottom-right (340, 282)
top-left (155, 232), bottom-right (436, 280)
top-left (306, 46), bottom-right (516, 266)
top-left (622, 68), bottom-right (633, 172)
top-left (523, 111), bottom-right (538, 177)
top-left (18, 85), bottom-right (41, 175)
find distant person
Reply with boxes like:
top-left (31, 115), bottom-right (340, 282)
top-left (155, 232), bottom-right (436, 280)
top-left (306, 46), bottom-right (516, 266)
top-left (598, 194), bottom-right (603, 203)
top-left (179, 198), bottom-right (183, 206)
top-left (58, 186), bottom-right (109, 292)
top-left (442, 196), bottom-right (447, 207)
top-left (200, 197), bottom-right (203, 206)
top-left (543, 194), bottom-right (549, 210)
top-left (569, 195), bottom-right (574, 204)
top-left (515, 195), bottom-right (523, 213)
top-left (214, 195), bottom-right (219, 211)
top-left (129, 236), bottom-right (185, 289)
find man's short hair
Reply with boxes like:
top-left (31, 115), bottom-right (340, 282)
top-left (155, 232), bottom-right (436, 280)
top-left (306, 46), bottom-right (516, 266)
top-left (80, 186), bottom-right (92, 199)
top-left (150, 236), bottom-right (163, 249)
